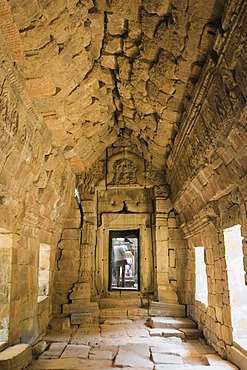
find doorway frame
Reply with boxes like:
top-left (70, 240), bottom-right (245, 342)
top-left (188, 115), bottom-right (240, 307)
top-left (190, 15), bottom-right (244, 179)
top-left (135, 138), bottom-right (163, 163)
top-left (108, 229), bottom-right (140, 291)
top-left (95, 212), bottom-right (154, 297)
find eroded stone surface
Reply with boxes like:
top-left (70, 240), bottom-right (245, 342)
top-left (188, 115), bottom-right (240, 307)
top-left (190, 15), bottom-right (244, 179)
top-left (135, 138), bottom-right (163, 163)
top-left (3, 0), bottom-right (225, 172)
top-left (60, 344), bottom-right (90, 359)
top-left (26, 318), bottom-right (240, 370)
top-left (0, 3), bottom-right (246, 370)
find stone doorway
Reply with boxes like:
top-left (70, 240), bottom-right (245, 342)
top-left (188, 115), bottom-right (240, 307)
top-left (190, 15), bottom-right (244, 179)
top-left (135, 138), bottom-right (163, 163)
top-left (109, 230), bottom-right (140, 291)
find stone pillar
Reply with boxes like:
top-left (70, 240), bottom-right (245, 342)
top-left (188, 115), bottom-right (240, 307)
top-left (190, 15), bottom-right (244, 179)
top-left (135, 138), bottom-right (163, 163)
top-left (53, 198), bottom-right (81, 315)
top-left (155, 197), bottom-right (178, 303)
top-left (149, 190), bottom-right (186, 317)
top-left (63, 197), bottom-right (99, 324)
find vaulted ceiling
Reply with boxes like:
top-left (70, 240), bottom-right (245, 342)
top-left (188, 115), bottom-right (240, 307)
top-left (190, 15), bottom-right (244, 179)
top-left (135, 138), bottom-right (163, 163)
top-left (1, 0), bottom-right (225, 173)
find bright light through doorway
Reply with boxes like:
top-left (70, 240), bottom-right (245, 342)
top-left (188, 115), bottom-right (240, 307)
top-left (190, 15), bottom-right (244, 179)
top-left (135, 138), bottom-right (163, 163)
top-left (195, 246), bottom-right (208, 306)
top-left (224, 224), bottom-right (247, 350)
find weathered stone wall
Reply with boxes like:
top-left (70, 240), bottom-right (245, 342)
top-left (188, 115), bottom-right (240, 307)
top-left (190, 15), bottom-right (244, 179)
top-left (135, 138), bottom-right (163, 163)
top-left (167, 0), bottom-right (247, 359)
top-left (0, 39), bottom-right (75, 345)
top-left (66, 138), bottom-right (188, 306)
top-left (53, 198), bottom-right (81, 315)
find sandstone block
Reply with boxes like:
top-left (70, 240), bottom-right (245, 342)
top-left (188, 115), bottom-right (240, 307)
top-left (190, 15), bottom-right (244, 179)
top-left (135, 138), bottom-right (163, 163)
top-left (61, 229), bottom-right (80, 240)
top-left (39, 342), bottom-right (67, 359)
top-left (0, 344), bottom-right (32, 370)
top-left (32, 341), bottom-right (47, 356)
top-left (152, 352), bottom-right (183, 364)
top-left (107, 14), bottom-right (127, 35)
top-left (105, 37), bottom-right (123, 54)
top-left (101, 55), bottom-right (117, 70)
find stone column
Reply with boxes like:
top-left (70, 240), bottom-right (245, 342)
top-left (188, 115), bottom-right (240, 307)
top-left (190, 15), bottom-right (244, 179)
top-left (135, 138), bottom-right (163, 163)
top-left (155, 196), bottom-right (178, 303)
top-left (149, 188), bottom-right (186, 317)
top-left (63, 197), bottom-right (99, 324)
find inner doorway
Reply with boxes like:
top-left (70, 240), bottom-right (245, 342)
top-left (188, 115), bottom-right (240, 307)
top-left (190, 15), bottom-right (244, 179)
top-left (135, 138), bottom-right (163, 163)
top-left (109, 230), bottom-right (140, 291)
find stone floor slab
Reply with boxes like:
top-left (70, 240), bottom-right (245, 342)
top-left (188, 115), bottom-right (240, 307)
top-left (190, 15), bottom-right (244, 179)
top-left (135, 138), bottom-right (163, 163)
top-left (28, 357), bottom-right (80, 369)
top-left (26, 318), bottom-right (240, 370)
top-left (115, 343), bottom-right (153, 369)
top-left (76, 358), bottom-right (113, 369)
top-left (205, 354), bottom-right (239, 369)
top-left (89, 348), bottom-right (113, 360)
top-left (38, 342), bottom-right (67, 359)
top-left (152, 352), bottom-right (184, 364)
top-left (61, 344), bottom-right (90, 359)
top-left (150, 343), bottom-right (186, 356)
top-left (43, 330), bottom-right (75, 343)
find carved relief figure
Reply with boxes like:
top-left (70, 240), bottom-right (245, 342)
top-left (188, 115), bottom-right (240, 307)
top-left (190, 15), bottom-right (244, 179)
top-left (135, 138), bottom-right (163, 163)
top-left (112, 158), bottom-right (137, 185)
top-left (0, 83), bottom-right (19, 135)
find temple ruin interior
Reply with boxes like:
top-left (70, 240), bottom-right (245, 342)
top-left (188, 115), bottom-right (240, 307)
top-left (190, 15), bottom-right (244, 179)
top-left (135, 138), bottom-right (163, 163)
top-left (0, 0), bottom-right (246, 369)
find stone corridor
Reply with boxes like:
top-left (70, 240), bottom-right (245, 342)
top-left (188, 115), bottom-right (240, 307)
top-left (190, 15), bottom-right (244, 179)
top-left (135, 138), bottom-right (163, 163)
top-left (0, 0), bottom-right (246, 369)
top-left (24, 317), bottom-right (238, 370)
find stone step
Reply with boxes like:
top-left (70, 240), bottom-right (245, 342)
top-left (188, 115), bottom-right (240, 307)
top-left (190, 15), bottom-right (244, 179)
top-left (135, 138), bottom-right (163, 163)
top-left (71, 312), bottom-right (94, 325)
top-left (99, 297), bottom-right (141, 309)
top-left (149, 328), bottom-right (185, 339)
top-left (48, 317), bottom-right (70, 331)
top-left (100, 307), bottom-right (128, 319)
top-left (63, 301), bottom-right (99, 315)
top-left (179, 328), bottom-right (202, 339)
top-left (115, 343), bottom-right (153, 369)
top-left (149, 302), bottom-right (186, 317)
top-left (150, 317), bottom-right (197, 330)
top-left (100, 306), bottom-right (149, 320)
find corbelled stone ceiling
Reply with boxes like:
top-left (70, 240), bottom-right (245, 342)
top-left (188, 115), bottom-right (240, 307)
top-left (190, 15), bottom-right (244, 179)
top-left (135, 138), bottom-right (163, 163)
top-left (2, 0), bottom-right (225, 172)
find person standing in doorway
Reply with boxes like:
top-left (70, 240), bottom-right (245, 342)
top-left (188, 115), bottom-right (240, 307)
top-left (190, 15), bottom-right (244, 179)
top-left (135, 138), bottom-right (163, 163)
top-left (114, 241), bottom-right (127, 287)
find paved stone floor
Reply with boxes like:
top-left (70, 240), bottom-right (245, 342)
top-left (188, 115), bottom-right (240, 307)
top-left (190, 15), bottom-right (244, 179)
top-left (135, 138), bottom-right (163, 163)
top-left (27, 318), bottom-right (239, 369)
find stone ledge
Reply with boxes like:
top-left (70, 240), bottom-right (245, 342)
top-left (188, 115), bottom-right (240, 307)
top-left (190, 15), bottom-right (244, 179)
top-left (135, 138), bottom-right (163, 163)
top-left (227, 343), bottom-right (247, 370)
top-left (0, 343), bottom-right (32, 370)
top-left (0, 342), bottom-right (8, 352)
top-left (149, 302), bottom-right (186, 318)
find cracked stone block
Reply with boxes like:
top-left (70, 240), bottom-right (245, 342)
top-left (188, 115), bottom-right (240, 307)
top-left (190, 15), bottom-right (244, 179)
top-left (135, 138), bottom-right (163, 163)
top-left (60, 344), bottom-right (90, 359)
top-left (38, 342), bottom-right (67, 359)
top-left (114, 343), bottom-right (153, 369)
